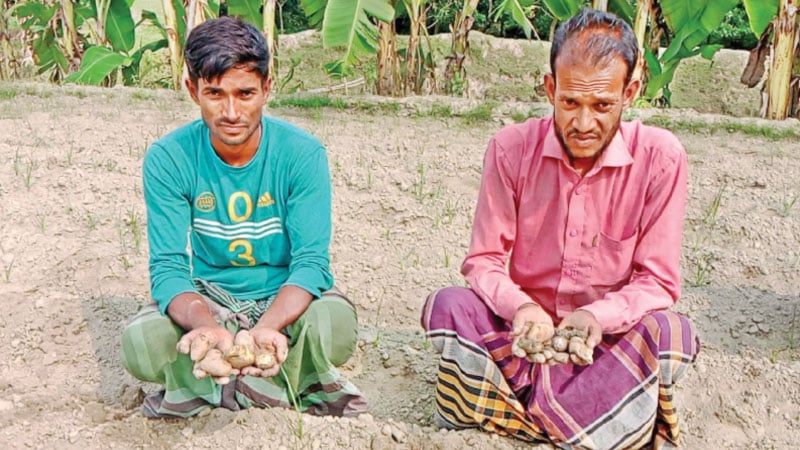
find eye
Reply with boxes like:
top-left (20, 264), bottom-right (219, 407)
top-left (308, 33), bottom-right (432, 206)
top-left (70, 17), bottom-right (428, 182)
top-left (596, 102), bottom-right (612, 111)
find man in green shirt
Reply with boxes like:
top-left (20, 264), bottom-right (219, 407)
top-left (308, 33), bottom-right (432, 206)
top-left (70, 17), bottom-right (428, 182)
top-left (120, 16), bottom-right (365, 418)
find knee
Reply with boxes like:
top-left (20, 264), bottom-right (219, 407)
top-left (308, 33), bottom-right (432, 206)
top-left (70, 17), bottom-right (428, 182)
top-left (295, 297), bottom-right (358, 366)
top-left (421, 286), bottom-right (486, 331)
top-left (640, 310), bottom-right (700, 357)
top-left (120, 312), bottom-right (181, 383)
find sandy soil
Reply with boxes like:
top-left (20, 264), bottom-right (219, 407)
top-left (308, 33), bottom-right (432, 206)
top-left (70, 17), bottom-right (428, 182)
top-left (0, 80), bottom-right (799, 450)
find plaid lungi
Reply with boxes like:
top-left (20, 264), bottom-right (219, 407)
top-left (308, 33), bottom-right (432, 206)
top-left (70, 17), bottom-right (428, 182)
top-left (120, 283), bottom-right (367, 418)
top-left (421, 287), bottom-right (699, 449)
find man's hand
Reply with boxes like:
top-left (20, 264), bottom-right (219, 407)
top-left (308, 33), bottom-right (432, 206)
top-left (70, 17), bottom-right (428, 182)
top-left (558, 310), bottom-right (602, 348)
top-left (511, 303), bottom-right (554, 356)
top-left (240, 325), bottom-right (289, 378)
top-left (176, 325), bottom-right (235, 361)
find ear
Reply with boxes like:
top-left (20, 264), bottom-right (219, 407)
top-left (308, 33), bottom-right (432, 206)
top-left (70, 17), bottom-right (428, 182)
top-left (543, 73), bottom-right (556, 105)
top-left (622, 78), bottom-right (641, 108)
top-left (186, 78), bottom-right (200, 104)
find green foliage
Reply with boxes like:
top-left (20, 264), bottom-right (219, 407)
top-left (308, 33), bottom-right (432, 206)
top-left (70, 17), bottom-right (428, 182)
top-left (541, 0), bottom-right (580, 21)
top-left (493, 0), bottom-right (536, 39)
top-left (279, 0), bottom-right (312, 33)
top-left (66, 47), bottom-right (132, 84)
top-left (707, 3), bottom-right (758, 50)
top-left (427, 0), bottom-right (490, 34)
top-left (106, 0), bottom-right (136, 53)
top-left (269, 94), bottom-right (348, 108)
top-left (12, 0), bottom-right (167, 86)
top-left (301, 0), bottom-right (395, 77)
top-left (228, 0), bottom-right (263, 27)
top-left (644, 0), bottom-right (739, 104)
top-left (743, 0), bottom-right (779, 37)
top-left (0, 89), bottom-right (17, 100)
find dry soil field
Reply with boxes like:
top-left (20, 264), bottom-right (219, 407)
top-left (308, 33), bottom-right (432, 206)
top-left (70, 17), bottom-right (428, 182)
top-left (0, 69), bottom-right (799, 449)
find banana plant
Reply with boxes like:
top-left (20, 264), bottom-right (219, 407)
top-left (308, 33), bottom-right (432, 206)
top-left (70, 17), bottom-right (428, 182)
top-left (12, 0), bottom-right (167, 85)
top-left (443, 0), bottom-right (478, 95)
top-left (740, 0), bottom-right (798, 120)
top-left (493, 0), bottom-right (537, 40)
top-left (642, 0), bottom-right (738, 105)
top-left (300, 0), bottom-right (395, 77)
top-left (539, 0), bottom-right (634, 32)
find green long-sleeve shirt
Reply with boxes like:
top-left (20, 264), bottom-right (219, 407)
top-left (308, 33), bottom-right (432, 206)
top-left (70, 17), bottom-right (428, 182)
top-left (143, 116), bottom-right (334, 314)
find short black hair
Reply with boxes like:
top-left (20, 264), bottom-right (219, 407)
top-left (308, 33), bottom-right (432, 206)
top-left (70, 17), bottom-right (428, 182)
top-left (184, 16), bottom-right (270, 83)
top-left (550, 8), bottom-right (638, 85)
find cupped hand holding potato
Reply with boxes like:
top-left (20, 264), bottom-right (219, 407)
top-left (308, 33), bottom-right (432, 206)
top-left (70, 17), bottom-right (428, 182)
top-left (176, 325), bottom-right (237, 384)
top-left (241, 326), bottom-right (288, 378)
top-left (176, 325), bottom-right (235, 361)
top-left (511, 303), bottom-right (554, 355)
top-left (557, 310), bottom-right (602, 348)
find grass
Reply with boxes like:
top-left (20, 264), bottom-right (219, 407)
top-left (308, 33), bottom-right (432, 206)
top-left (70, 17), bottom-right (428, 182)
top-left (86, 213), bottom-right (98, 231)
top-left (0, 88), bottom-right (17, 100)
top-left (687, 250), bottom-right (717, 287)
top-left (3, 258), bottom-right (13, 283)
top-left (686, 181), bottom-right (726, 287)
top-left (775, 193), bottom-right (798, 218)
top-left (703, 183), bottom-right (726, 226)
top-left (127, 208), bottom-right (143, 254)
top-left (643, 115), bottom-right (800, 140)
top-left (23, 157), bottom-right (37, 190)
top-left (269, 94), bottom-right (348, 109)
top-left (462, 100), bottom-right (498, 123)
top-left (279, 365), bottom-right (305, 444)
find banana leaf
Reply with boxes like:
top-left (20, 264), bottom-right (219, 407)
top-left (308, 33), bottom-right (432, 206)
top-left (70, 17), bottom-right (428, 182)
top-left (301, 0), bottom-right (395, 77)
top-left (743, 0), bottom-right (779, 37)
top-left (65, 46), bottom-right (132, 85)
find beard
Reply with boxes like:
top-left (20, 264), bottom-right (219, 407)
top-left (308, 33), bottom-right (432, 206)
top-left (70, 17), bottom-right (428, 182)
top-left (554, 114), bottom-right (622, 163)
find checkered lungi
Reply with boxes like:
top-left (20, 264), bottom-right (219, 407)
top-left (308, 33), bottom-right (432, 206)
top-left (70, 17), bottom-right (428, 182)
top-left (421, 286), bottom-right (699, 449)
top-left (120, 281), bottom-right (366, 418)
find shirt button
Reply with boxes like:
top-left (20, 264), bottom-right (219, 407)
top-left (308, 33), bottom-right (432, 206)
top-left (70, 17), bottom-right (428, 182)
top-left (569, 229), bottom-right (578, 237)
top-left (576, 187), bottom-right (585, 195)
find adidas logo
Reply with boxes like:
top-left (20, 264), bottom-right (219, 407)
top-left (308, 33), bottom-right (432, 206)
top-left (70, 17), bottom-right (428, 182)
top-left (257, 192), bottom-right (275, 207)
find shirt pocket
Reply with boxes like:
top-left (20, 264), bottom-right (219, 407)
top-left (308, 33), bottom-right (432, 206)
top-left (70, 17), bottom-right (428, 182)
top-left (590, 230), bottom-right (638, 287)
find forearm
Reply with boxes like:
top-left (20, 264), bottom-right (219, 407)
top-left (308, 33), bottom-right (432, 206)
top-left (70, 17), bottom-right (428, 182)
top-left (167, 292), bottom-right (219, 331)
top-left (255, 285), bottom-right (313, 331)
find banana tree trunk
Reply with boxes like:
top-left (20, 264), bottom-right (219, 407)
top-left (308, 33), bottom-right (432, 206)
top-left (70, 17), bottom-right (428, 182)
top-left (632, 0), bottom-right (652, 88)
top-left (60, 0), bottom-right (80, 69)
top-left (263, 0), bottom-right (277, 78)
top-left (376, 20), bottom-right (400, 96)
top-left (444, 0), bottom-right (479, 95)
top-left (766, 0), bottom-right (798, 120)
top-left (162, 0), bottom-right (183, 89)
top-left (405, 2), bottom-right (427, 95)
top-left (592, 0), bottom-right (608, 11)
top-left (0, 0), bottom-right (11, 79)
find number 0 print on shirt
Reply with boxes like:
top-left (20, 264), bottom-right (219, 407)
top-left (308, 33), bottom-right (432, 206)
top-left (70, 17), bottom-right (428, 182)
top-left (193, 191), bottom-right (283, 266)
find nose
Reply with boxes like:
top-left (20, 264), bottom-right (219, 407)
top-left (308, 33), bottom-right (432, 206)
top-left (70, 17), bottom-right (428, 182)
top-left (574, 107), bottom-right (594, 133)
top-left (222, 97), bottom-right (239, 121)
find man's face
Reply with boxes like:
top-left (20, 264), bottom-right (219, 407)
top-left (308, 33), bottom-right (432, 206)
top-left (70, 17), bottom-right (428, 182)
top-left (187, 66), bottom-right (272, 156)
top-left (544, 55), bottom-right (639, 160)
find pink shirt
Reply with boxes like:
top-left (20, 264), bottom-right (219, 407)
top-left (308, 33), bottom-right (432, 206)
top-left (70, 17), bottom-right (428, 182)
top-left (462, 117), bottom-right (688, 334)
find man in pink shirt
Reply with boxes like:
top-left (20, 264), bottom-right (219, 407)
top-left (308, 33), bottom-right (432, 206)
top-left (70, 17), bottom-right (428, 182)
top-left (421, 8), bottom-right (699, 449)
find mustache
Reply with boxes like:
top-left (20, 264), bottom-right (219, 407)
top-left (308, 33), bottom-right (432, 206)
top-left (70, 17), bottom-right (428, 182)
top-left (216, 119), bottom-right (247, 127)
top-left (566, 129), bottom-right (599, 139)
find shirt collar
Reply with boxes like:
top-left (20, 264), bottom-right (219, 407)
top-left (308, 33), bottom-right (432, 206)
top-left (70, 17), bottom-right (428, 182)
top-left (542, 119), bottom-right (634, 169)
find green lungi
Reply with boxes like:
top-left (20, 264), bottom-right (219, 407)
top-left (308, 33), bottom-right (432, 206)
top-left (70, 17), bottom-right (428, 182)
top-left (120, 283), bottom-right (366, 418)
